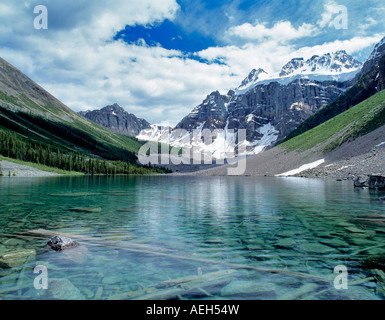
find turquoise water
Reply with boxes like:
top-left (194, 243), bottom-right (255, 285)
top-left (0, 175), bottom-right (385, 300)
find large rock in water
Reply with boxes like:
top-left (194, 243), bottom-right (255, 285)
top-left (354, 176), bottom-right (369, 188)
top-left (354, 175), bottom-right (385, 189)
top-left (47, 236), bottom-right (79, 251)
top-left (368, 176), bottom-right (385, 190)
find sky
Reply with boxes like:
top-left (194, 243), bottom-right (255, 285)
top-left (0, 0), bottom-right (385, 126)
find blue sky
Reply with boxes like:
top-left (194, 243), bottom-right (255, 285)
top-left (0, 0), bottom-right (384, 125)
top-left (115, 0), bottom-right (384, 61)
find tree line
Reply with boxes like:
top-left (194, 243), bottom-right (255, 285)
top-left (0, 129), bottom-right (171, 175)
top-left (0, 105), bottom-right (137, 163)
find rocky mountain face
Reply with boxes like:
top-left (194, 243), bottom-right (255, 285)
top-left (80, 103), bottom-right (151, 137)
top-left (285, 36), bottom-right (385, 142)
top-left (139, 50), bottom-right (365, 159)
top-left (355, 37), bottom-right (385, 80)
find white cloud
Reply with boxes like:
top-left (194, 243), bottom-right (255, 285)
top-left (358, 17), bottom-right (380, 33)
top-left (317, 0), bottom-right (350, 30)
top-left (30, 36), bottom-right (235, 126)
top-left (318, 0), bottom-right (338, 28)
top-left (197, 41), bottom-right (293, 76)
top-left (228, 21), bottom-right (318, 42)
top-left (293, 36), bottom-right (383, 60)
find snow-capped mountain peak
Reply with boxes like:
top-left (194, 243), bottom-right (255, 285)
top-left (238, 68), bottom-right (268, 90)
top-left (279, 58), bottom-right (305, 77)
top-left (280, 51), bottom-right (361, 77)
top-left (236, 50), bottom-right (362, 95)
top-left (137, 38), bottom-right (385, 166)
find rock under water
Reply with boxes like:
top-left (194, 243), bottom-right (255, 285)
top-left (0, 249), bottom-right (36, 268)
top-left (47, 236), bottom-right (79, 251)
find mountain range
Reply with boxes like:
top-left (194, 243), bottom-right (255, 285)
top-left (136, 49), bottom-right (364, 160)
top-left (85, 49), bottom-right (367, 162)
top-left (1, 36), bottom-right (385, 176)
top-left (195, 36), bottom-right (385, 178)
top-left (81, 38), bottom-right (385, 178)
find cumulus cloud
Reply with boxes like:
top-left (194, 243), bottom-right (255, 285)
top-left (197, 35), bottom-right (383, 79)
top-left (294, 36), bottom-right (383, 60)
top-left (197, 41), bottom-right (293, 77)
top-left (318, 0), bottom-right (339, 28)
top-left (228, 21), bottom-right (318, 43)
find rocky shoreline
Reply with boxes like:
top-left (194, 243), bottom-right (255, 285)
top-left (1, 141), bottom-right (385, 181)
top-left (293, 148), bottom-right (385, 181)
top-left (0, 160), bottom-right (61, 178)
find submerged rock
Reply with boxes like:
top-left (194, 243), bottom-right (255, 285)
top-left (221, 280), bottom-right (276, 298)
top-left (80, 287), bottom-right (95, 299)
top-left (331, 286), bottom-right (380, 300)
top-left (69, 207), bottom-right (102, 213)
top-left (275, 238), bottom-right (297, 249)
top-left (47, 236), bottom-right (79, 251)
top-left (345, 226), bottom-right (367, 234)
top-left (0, 244), bottom-right (7, 255)
top-left (4, 238), bottom-right (27, 247)
top-left (62, 246), bottom-right (92, 264)
top-left (46, 279), bottom-right (85, 300)
top-left (278, 283), bottom-right (318, 300)
top-left (0, 249), bottom-right (36, 268)
top-left (102, 273), bottom-right (124, 285)
top-left (300, 242), bottom-right (336, 254)
top-left (49, 192), bottom-right (101, 197)
top-left (318, 238), bottom-right (350, 249)
top-left (116, 207), bottom-right (137, 212)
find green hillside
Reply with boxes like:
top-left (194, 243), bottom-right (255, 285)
top-left (281, 89), bottom-right (385, 153)
top-left (0, 57), bottom-right (170, 175)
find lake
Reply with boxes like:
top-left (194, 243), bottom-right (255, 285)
top-left (0, 175), bottom-right (385, 300)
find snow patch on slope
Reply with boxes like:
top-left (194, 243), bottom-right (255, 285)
top-left (245, 123), bottom-right (279, 154)
top-left (276, 159), bottom-right (325, 177)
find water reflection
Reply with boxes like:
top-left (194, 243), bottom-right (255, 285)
top-left (0, 176), bottom-right (385, 300)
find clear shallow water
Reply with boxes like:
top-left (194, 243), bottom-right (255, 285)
top-left (0, 175), bottom-right (385, 300)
